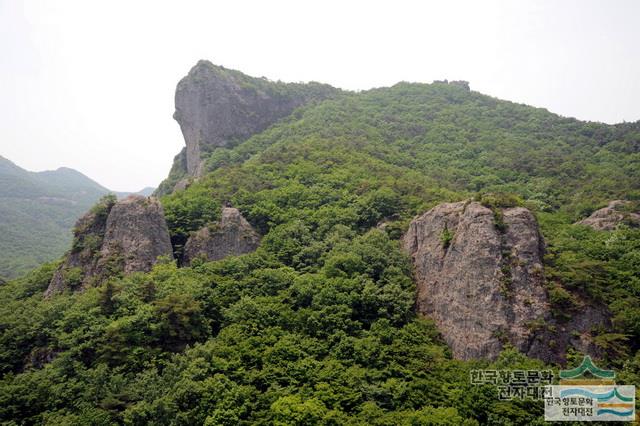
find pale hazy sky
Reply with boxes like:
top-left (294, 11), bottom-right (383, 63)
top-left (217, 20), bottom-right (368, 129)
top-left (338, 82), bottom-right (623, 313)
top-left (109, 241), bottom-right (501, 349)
top-left (1, 0), bottom-right (639, 191)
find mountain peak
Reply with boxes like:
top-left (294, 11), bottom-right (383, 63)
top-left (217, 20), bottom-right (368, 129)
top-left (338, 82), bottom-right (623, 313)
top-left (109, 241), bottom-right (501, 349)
top-left (159, 61), bottom-right (340, 193)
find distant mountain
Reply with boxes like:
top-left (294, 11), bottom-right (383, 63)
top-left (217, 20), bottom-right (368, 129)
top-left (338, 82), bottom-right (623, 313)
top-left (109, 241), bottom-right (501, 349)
top-left (0, 156), bottom-right (154, 279)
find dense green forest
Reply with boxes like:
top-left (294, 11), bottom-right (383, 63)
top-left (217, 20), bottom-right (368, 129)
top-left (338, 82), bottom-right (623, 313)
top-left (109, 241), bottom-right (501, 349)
top-left (1, 82), bottom-right (639, 424)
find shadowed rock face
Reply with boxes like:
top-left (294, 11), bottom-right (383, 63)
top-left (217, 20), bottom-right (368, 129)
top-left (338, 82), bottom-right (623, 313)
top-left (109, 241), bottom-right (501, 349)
top-left (576, 200), bottom-right (640, 231)
top-left (45, 196), bottom-right (172, 296)
top-left (403, 201), bottom-right (609, 362)
top-left (183, 207), bottom-right (260, 265)
top-left (173, 60), bottom-right (339, 179)
top-left (551, 303), bottom-right (610, 359)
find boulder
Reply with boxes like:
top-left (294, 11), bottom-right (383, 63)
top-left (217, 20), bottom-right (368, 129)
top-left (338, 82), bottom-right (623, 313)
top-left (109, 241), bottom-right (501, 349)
top-left (403, 201), bottom-right (548, 360)
top-left (183, 207), bottom-right (260, 265)
top-left (576, 200), bottom-right (640, 231)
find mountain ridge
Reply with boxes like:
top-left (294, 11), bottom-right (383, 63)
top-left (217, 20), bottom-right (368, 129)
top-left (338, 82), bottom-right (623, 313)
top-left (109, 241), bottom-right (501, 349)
top-left (0, 156), bottom-right (156, 279)
top-left (1, 62), bottom-right (639, 424)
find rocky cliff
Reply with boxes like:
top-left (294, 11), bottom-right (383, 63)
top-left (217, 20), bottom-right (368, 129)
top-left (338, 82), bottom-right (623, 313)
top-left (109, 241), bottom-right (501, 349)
top-left (97, 196), bottom-right (173, 274)
top-left (45, 196), bottom-right (172, 296)
top-left (183, 207), bottom-right (260, 265)
top-left (403, 201), bottom-right (607, 362)
top-left (576, 200), bottom-right (640, 230)
top-left (157, 60), bottom-right (339, 194)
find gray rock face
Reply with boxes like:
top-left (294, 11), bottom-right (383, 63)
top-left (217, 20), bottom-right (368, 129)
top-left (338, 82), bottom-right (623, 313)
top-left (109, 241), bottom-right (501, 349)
top-left (183, 207), bottom-right (260, 265)
top-left (45, 196), bottom-right (172, 296)
top-left (98, 196), bottom-right (173, 274)
top-left (576, 200), bottom-right (640, 231)
top-left (171, 60), bottom-right (338, 179)
top-left (403, 201), bottom-right (549, 360)
top-left (45, 196), bottom-right (116, 297)
top-left (403, 201), bottom-right (610, 363)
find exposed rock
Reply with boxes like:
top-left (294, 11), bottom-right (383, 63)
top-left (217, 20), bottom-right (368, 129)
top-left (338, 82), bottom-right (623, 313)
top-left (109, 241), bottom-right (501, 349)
top-left (403, 201), bottom-right (607, 362)
top-left (97, 196), bottom-right (173, 274)
top-left (45, 196), bottom-right (116, 297)
top-left (183, 207), bottom-right (260, 265)
top-left (25, 347), bottom-right (60, 370)
top-left (551, 303), bottom-right (610, 360)
top-left (156, 60), bottom-right (339, 195)
top-left (172, 178), bottom-right (191, 193)
top-left (576, 200), bottom-right (640, 231)
top-left (403, 201), bottom-right (547, 360)
top-left (433, 79), bottom-right (470, 90)
top-left (45, 196), bottom-right (172, 296)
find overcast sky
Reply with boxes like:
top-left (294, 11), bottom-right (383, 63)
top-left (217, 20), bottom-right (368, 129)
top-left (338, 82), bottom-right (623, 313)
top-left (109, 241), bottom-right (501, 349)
top-left (1, 0), bottom-right (639, 191)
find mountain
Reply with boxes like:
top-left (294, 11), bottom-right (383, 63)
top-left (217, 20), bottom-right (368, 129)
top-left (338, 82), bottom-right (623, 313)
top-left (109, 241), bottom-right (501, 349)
top-left (133, 186), bottom-right (155, 197)
top-left (0, 157), bottom-right (108, 200)
top-left (1, 64), bottom-right (639, 424)
top-left (0, 157), bottom-right (111, 279)
top-left (155, 60), bottom-right (340, 194)
top-left (0, 157), bottom-right (155, 279)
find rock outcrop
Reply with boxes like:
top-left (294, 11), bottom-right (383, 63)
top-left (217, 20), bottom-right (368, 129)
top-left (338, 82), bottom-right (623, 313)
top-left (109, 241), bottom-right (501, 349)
top-left (45, 196), bottom-right (172, 296)
top-left (403, 201), bottom-right (548, 360)
top-left (576, 200), bottom-right (640, 231)
top-left (97, 196), bottom-right (173, 274)
top-left (403, 201), bottom-right (608, 362)
top-left (183, 207), bottom-right (260, 265)
top-left (157, 60), bottom-right (339, 194)
top-left (45, 196), bottom-right (116, 296)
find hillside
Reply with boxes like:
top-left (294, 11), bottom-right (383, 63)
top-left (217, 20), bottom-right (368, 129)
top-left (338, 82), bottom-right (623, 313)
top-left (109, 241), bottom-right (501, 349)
top-left (0, 157), bottom-right (155, 279)
top-left (0, 64), bottom-right (639, 424)
top-left (0, 157), bottom-right (112, 279)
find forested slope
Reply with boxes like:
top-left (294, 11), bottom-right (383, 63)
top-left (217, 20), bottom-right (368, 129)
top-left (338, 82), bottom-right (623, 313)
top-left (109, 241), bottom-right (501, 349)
top-left (1, 76), bottom-right (639, 424)
top-left (0, 157), bottom-right (110, 279)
